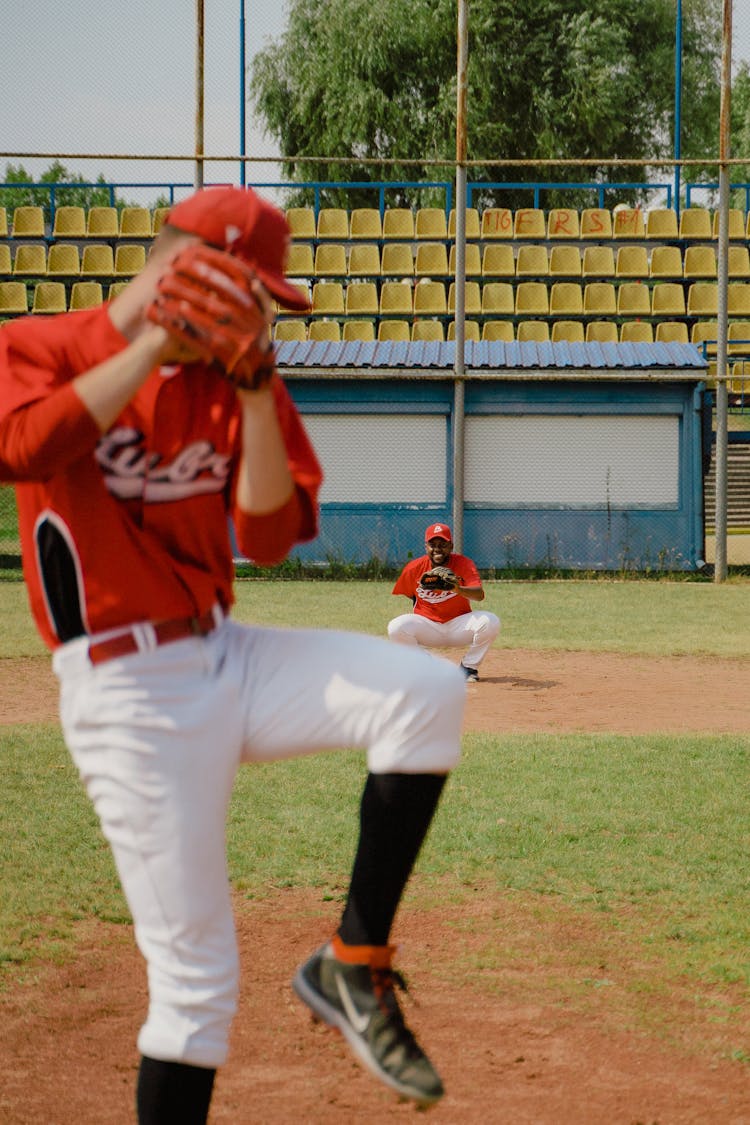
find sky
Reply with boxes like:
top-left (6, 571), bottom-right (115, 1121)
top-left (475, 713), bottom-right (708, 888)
top-left (1, 0), bottom-right (749, 209)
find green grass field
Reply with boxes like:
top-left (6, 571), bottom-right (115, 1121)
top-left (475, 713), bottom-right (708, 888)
top-left (1, 578), bottom-right (749, 1053)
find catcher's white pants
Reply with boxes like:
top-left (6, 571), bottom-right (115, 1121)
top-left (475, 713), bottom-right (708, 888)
top-left (52, 616), bottom-right (465, 1069)
top-left (387, 609), bottom-right (500, 669)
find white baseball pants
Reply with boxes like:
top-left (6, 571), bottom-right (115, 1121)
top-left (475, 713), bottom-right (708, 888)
top-left (52, 617), bottom-right (465, 1069)
top-left (387, 609), bottom-right (500, 669)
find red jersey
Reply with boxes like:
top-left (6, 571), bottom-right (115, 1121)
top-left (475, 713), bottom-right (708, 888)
top-left (392, 553), bottom-right (482, 623)
top-left (0, 307), bottom-right (322, 649)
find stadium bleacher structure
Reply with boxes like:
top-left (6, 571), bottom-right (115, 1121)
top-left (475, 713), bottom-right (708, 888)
top-left (0, 201), bottom-right (747, 376)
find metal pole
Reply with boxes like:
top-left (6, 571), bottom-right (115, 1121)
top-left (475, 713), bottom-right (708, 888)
top-left (240, 0), bottom-right (246, 186)
top-left (674, 0), bottom-right (683, 214)
top-left (714, 0), bottom-right (732, 583)
top-left (452, 0), bottom-right (468, 553)
top-left (195, 0), bottom-right (205, 189)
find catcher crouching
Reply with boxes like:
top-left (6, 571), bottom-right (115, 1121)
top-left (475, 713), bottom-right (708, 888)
top-left (389, 522), bottom-right (500, 681)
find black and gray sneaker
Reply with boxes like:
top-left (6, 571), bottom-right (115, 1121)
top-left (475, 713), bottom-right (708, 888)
top-left (292, 942), bottom-right (444, 1106)
top-left (461, 664), bottom-right (479, 682)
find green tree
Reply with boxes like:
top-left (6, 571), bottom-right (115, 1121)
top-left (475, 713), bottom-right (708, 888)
top-left (730, 62), bottom-right (750, 202)
top-left (2, 162), bottom-right (116, 223)
top-left (250, 0), bottom-right (722, 210)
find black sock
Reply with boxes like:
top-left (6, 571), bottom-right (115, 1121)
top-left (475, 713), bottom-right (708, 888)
top-left (136, 1056), bottom-right (216, 1125)
top-left (338, 772), bottom-right (447, 947)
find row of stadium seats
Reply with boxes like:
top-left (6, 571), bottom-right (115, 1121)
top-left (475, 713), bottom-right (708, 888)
top-left (4, 276), bottom-right (750, 322)
top-left (284, 242), bottom-right (750, 280)
top-left (0, 280), bottom-right (128, 314)
top-left (0, 242), bottom-right (146, 278)
top-left (4, 203), bottom-right (750, 245)
top-left (273, 279), bottom-right (750, 319)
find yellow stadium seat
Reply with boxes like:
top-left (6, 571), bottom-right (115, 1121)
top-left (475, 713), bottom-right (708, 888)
top-left (549, 246), bottom-right (582, 277)
top-left (316, 208), bottom-right (349, 240)
top-left (513, 208), bottom-right (546, 239)
top-left (612, 207), bottom-right (645, 239)
top-left (314, 244), bottom-right (347, 277)
top-left (516, 320), bottom-right (550, 343)
top-left (276, 281), bottom-right (310, 313)
top-left (377, 319), bottom-right (411, 342)
top-left (286, 243), bottom-right (315, 277)
top-left (414, 243), bottom-right (449, 277)
top-left (114, 244), bottom-right (146, 277)
top-left (447, 281), bottom-right (482, 316)
top-left (551, 320), bottom-right (585, 343)
top-left (580, 208), bottom-right (612, 239)
top-left (651, 282), bottom-right (686, 317)
top-left (85, 207), bottom-right (118, 238)
top-left (448, 243), bottom-right (482, 277)
top-left (683, 245), bottom-right (717, 279)
top-left (382, 208), bottom-right (415, 240)
top-left (412, 320), bottom-right (445, 342)
top-left (13, 245), bottom-right (47, 277)
top-left (348, 244), bottom-right (381, 277)
top-left (47, 243), bottom-right (80, 277)
top-left (0, 245), bottom-right (11, 276)
top-left (615, 246), bottom-right (649, 278)
top-left (481, 282), bottom-right (514, 316)
top-left (381, 243), bottom-right (414, 277)
top-left (311, 281), bottom-right (345, 315)
top-left (729, 246), bottom-right (750, 278)
top-left (80, 244), bottom-right (115, 277)
top-left (52, 206), bottom-right (86, 239)
top-left (69, 281), bottom-right (103, 309)
top-left (515, 245), bottom-right (548, 277)
top-left (413, 280), bottom-right (447, 316)
top-left (585, 320), bottom-right (618, 344)
top-left (151, 207), bottom-right (170, 236)
top-left (481, 244), bottom-right (515, 277)
top-left (11, 206), bottom-right (45, 238)
top-left (514, 281), bottom-right (548, 316)
top-left (379, 281), bottom-right (413, 316)
top-left (349, 208), bottom-right (382, 240)
top-left (645, 208), bottom-right (678, 239)
top-left (728, 321), bottom-right (750, 354)
top-left (547, 208), bottom-right (580, 239)
top-left (285, 208), bottom-right (316, 240)
top-left (344, 281), bottom-right (379, 316)
top-left (308, 320), bottom-right (341, 341)
top-left (342, 320), bottom-right (376, 341)
top-left (730, 360), bottom-right (750, 394)
top-left (617, 282), bottom-right (651, 317)
top-left (415, 207), bottom-right (448, 239)
top-left (31, 282), bottom-right (67, 314)
top-left (728, 283), bottom-right (750, 317)
top-left (549, 282), bottom-right (583, 317)
top-left (481, 320), bottom-right (514, 342)
top-left (649, 246), bottom-right (683, 278)
top-left (655, 321), bottom-right (689, 344)
top-left (583, 282), bottom-right (617, 316)
top-left (0, 207), bottom-right (7, 237)
top-left (713, 209), bottom-right (746, 240)
top-left (107, 282), bottom-right (131, 301)
top-left (480, 208), bottom-right (513, 240)
top-left (686, 282), bottom-right (718, 317)
top-left (678, 208), bottom-right (712, 240)
top-left (581, 246), bottom-right (615, 278)
top-left (620, 321), bottom-right (654, 344)
top-left (274, 320), bottom-right (307, 342)
top-left (691, 321), bottom-right (718, 352)
top-left (448, 208), bottom-right (481, 240)
top-left (118, 207), bottom-right (152, 238)
top-left (447, 320), bottom-right (480, 341)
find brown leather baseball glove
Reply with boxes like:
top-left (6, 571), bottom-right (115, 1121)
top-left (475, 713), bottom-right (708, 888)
top-left (420, 566), bottom-right (461, 591)
top-left (146, 242), bottom-right (276, 390)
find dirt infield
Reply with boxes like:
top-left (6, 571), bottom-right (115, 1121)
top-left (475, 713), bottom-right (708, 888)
top-left (1, 649), bottom-right (749, 1123)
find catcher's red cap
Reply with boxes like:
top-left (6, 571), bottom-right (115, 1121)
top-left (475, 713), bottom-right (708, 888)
top-left (165, 186), bottom-right (311, 311)
top-left (425, 523), bottom-right (452, 542)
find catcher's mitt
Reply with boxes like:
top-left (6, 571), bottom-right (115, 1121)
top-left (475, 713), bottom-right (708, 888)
top-left (420, 566), bottom-right (461, 591)
top-left (147, 242), bottom-right (276, 390)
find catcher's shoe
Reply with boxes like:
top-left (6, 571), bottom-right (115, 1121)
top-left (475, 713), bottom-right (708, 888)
top-left (292, 938), bottom-right (444, 1106)
top-left (461, 664), bottom-right (479, 682)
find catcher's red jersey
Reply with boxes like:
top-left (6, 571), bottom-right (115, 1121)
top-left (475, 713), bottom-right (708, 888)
top-left (0, 307), bottom-right (322, 649)
top-left (392, 554), bottom-right (481, 623)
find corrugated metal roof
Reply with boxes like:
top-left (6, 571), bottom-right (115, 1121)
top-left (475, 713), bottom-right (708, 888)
top-left (275, 339), bottom-right (708, 371)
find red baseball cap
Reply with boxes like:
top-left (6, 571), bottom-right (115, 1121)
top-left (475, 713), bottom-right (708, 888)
top-left (425, 523), bottom-right (452, 542)
top-left (165, 186), bottom-right (311, 311)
